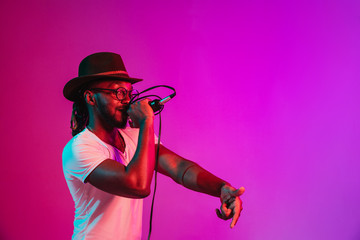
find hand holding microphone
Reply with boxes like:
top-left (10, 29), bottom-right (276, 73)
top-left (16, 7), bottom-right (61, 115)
top-left (128, 99), bottom-right (154, 128)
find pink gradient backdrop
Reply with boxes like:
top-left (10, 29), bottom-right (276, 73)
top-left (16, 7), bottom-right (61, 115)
top-left (1, 0), bottom-right (359, 239)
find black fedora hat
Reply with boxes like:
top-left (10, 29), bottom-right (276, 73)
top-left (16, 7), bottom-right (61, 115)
top-left (63, 52), bottom-right (142, 101)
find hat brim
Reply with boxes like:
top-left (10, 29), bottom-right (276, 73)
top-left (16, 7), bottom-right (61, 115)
top-left (63, 74), bottom-right (143, 102)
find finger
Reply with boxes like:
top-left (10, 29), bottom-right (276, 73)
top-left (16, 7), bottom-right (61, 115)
top-left (216, 208), bottom-right (231, 220)
top-left (230, 200), bottom-right (241, 228)
top-left (230, 187), bottom-right (245, 197)
top-left (225, 197), bottom-right (235, 207)
top-left (216, 208), bottom-right (226, 219)
top-left (221, 202), bottom-right (232, 218)
top-left (228, 200), bottom-right (236, 209)
top-left (229, 200), bottom-right (243, 215)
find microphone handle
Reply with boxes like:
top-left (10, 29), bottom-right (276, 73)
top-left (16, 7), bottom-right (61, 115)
top-left (149, 99), bottom-right (163, 112)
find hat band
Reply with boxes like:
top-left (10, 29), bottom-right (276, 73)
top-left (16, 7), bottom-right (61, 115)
top-left (92, 70), bottom-right (129, 77)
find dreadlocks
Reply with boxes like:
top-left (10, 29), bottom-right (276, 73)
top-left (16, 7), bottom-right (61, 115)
top-left (70, 98), bottom-right (89, 136)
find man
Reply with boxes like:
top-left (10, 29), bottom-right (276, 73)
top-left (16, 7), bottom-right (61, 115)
top-left (62, 52), bottom-right (245, 239)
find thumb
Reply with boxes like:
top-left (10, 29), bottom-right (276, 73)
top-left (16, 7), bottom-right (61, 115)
top-left (232, 187), bottom-right (245, 196)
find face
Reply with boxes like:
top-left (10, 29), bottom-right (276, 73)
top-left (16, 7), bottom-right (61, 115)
top-left (86, 80), bottom-right (133, 129)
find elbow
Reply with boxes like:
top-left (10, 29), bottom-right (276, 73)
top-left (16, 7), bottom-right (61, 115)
top-left (137, 187), bottom-right (151, 198)
top-left (130, 185), bottom-right (151, 198)
top-left (127, 175), bottom-right (151, 198)
top-left (113, 185), bottom-right (150, 199)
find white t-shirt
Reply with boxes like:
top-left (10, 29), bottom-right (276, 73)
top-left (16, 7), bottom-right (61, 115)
top-left (62, 127), bottom-right (146, 240)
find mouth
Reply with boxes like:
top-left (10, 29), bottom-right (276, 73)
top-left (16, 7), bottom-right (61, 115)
top-left (117, 106), bottom-right (129, 112)
top-left (117, 110), bottom-right (128, 116)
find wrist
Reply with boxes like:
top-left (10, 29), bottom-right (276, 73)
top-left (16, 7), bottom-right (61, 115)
top-left (221, 182), bottom-right (231, 190)
top-left (140, 116), bottom-right (154, 126)
top-left (219, 182), bottom-right (231, 197)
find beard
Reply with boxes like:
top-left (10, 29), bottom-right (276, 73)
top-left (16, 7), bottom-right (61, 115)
top-left (114, 111), bottom-right (128, 129)
top-left (98, 106), bottom-right (129, 129)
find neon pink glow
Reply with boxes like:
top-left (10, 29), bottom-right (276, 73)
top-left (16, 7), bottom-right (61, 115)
top-left (1, 1), bottom-right (359, 239)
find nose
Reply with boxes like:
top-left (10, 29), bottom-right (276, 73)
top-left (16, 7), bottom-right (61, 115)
top-left (121, 93), bottom-right (131, 105)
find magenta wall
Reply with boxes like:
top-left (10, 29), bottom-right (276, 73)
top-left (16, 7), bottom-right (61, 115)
top-left (1, 0), bottom-right (359, 239)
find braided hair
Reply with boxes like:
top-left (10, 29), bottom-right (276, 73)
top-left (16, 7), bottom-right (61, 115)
top-left (70, 97), bottom-right (89, 136)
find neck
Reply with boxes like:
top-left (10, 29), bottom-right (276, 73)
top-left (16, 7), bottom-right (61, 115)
top-left (87, 120), bottom-right (119, 145)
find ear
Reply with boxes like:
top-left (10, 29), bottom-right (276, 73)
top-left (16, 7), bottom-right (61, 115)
top-left (84, 90), bottom-right (96, 106)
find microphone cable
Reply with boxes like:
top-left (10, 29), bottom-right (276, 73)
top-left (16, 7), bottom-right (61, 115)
top-left (147, 112), bottom-right (161, 240)
top-left (134, 85), bottom-right (176, 115)
top-left (130, 85), bottom-right (176, 240)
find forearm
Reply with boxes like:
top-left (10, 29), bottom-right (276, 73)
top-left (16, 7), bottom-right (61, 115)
top-left (125, 119), bottom-right (155, 192)
top-left (84, 120), bottom-right (155, 199)
top-left (181, 163), bottom-right (230, 197)
top-left (157, 145), bottom-right (230, 197)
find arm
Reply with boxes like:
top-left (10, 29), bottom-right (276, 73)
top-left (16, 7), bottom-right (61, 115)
top-left (157, 145), bottom-right (227, 196)
top-left (86, 100), bottom-right (155, 198)
top-left (157, 144), bottom-right (245, 228)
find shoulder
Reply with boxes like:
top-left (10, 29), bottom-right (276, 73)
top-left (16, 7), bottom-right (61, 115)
top-left (62, 129), bottom-right (112, 182)
top-left (62, 129), bottom-right (109, 166)
top-left (63, 129), bottom-right (100, 151)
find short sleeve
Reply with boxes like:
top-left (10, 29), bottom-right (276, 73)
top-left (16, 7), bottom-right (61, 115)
top-left (62, 135), bottom-right (110, 183)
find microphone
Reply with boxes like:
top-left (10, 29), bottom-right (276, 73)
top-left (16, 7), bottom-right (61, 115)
top-left (149, 92), bottom-right (176, 112)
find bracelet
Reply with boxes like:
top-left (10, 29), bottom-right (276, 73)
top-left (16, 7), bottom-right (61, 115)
top-left (181, 165), bottom-right (196, 186)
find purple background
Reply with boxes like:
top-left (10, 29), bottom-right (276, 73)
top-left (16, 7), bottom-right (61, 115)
top-left (1, 0), bottom-right (359, 239)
